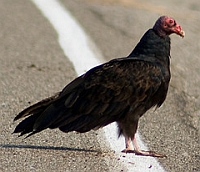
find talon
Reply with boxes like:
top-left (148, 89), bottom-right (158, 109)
top-left (123, 136), bottom-right (166, 158)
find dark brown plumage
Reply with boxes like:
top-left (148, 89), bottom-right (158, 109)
top-left (13, 16), bottom-right (184, 157)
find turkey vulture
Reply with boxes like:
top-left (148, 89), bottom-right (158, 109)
top-left (13, 16), bottom-right (184, 157)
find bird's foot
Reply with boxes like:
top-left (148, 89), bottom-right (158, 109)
top-left (122, 148), bottom-right (166, 158)
top-left (121, 148), bottom-right (135, 153)
top-left (134, 149), bottom-right (166, 158)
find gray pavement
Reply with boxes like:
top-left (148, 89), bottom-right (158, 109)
top-left (0, 0), bottom-right (199, 171)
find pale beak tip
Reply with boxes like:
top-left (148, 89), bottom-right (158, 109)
top-left (180, 30), bottom-right (185, 38)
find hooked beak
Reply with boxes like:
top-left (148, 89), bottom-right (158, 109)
top-left (174, 24), bottom-right (185, 38)
top-left (179, 30), bottom-right (185, 38)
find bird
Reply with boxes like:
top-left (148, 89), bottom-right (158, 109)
top-left (13, 16), bottom-right (185, 157)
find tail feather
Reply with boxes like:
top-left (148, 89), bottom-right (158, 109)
top-left (32, 103), bottom-right (66, 132)
top-left (14, 93), bottom-right (60, 121)
top-left (13, 93), bottom-right (61, 137)
top-left (24, 131), bottom-right (39, 139)
top-left (13, 113), bottom-right (39, 135)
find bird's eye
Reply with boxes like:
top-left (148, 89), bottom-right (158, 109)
top-left (169, 19), bottom-right (174, 24)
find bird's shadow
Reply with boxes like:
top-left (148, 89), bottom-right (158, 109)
top-left (0, 144), bottom-right (100, 153)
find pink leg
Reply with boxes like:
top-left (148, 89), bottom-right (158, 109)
top-left (121, 136), bottom-right (135, 153)
top-left (122, 136), bottom-right (166, 158)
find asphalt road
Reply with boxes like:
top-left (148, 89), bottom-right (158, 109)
top-left (0, 0), bottom-right (199, 171)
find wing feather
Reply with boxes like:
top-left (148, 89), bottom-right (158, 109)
top-left (55, 59), bottom-right (164, 131)
top-left (14, 58), bottom-right (166, 136)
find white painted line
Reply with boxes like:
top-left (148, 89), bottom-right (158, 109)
top-left (32, 0), bottom-right (103, 75)
top-left (31, 0), bottom-right (166, 171)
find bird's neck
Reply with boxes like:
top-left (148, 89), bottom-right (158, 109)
top-left (128, 29), bottom-right (171, 64)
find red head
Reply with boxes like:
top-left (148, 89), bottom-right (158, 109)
top-left (153, 16), bottom-right (185, 38)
